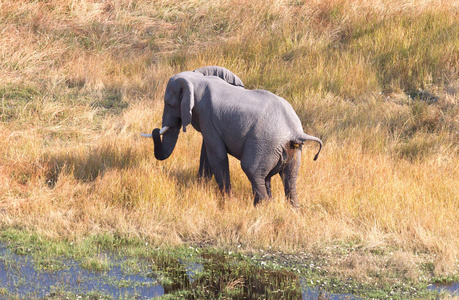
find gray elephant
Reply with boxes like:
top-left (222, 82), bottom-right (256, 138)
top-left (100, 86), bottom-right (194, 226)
top-left (142, 67), bottom-right (322, 207)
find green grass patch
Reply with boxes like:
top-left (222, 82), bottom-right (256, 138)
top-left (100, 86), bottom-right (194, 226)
top-left (0, 84), bottom-right (41, 122)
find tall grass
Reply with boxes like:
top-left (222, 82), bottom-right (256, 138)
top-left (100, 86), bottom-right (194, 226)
top-left (0, 0), bottom-right (458, 279)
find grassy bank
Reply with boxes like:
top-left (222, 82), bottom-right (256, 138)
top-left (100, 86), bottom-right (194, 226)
top-left (0, 229), bottom-right (452, 299)
top-left (0, 0), bottom-right (458, 296)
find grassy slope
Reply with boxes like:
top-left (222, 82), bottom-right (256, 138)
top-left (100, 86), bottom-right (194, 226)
top-left (0, 0), bottom-right (458, 288)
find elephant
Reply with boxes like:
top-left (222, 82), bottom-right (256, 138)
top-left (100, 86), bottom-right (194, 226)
top-left (142, 67), bottom-right (322, 207)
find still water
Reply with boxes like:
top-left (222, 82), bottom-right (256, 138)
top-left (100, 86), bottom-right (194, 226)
top-left (0, 242), bottom-right (163, 299)
top-left (428, 281), bottom-right (459, 296)
top-left (1, 242), bottom-right (456, 299)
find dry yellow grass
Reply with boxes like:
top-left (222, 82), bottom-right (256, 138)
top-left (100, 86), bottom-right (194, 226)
top-left (0, 0), bottom-right (458, 282)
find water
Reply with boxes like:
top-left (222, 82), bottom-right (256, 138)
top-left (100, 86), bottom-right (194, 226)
top-left (2, 241), bottom-right (454, 299)
top-left (181, 259), bottom-right (204, 284)
top-left (300, 278), bottom-right (361, 300)
top-left (0, 242), bottom-right (163, 299)
top-left (428, 282), bottom-right (459, 296)
top-left (0, 242), bottom-right (360, 299)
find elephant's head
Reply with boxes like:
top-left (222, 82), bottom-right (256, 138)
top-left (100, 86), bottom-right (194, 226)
top-left (141, 67), bottom-right (243, 160)
top-left (142, 73), bottom-right (195, 161)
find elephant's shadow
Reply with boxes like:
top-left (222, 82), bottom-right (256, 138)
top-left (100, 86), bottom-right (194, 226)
top-left (164, 158), bottom-right (256, 205)
top-left (43, 143), bottom-right (139, 188)
top-left (165, 166), bottom-right (221, 198)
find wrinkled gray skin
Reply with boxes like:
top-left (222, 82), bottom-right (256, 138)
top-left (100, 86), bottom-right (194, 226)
top-left (152, 68), bottom-right (322, 207)
top-left (193, 66), bottom-right (245, 178)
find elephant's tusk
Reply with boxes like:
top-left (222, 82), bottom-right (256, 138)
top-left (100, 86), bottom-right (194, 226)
top-left (141, 126), bottom-right (170, 138)
top-left (159, 126), bottom-right (170, 135)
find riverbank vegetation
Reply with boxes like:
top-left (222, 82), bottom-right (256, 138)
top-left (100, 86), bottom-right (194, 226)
top-left (0, 0), bottom-right (458, 297)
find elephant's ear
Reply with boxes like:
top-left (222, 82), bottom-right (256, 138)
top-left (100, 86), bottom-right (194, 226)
top-left (177, 77), bottom-right (194, 132)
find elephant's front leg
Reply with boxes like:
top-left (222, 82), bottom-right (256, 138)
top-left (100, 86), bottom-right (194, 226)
top-left (198, 140), bottom-right (212, 179)
top-left (203, 137), bottom-right (231, 194)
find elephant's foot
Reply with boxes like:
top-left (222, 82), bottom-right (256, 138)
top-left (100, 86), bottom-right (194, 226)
top-left (197, 169), bottom-right (212, 180)
top-left (289, 200), bottom-right (300, 209)
top-left (253, 195), bottom-right (272, 207)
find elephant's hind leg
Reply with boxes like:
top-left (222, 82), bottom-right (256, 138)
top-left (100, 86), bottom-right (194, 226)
top-left (248, 175), bottom-right (270, 206)
top-left (280, 146), bottom-right (302, 208)
top-left (242, 158), bottom-right (278, 206)
top-left (265, 176), bottom-right (273, 198)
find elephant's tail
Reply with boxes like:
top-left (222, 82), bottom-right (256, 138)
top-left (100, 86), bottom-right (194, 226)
top-left (295, 133), bottom-right (323, 161)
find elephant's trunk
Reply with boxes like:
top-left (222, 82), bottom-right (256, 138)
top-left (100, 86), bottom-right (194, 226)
top-left (152, 127), bottom-right (180, 160)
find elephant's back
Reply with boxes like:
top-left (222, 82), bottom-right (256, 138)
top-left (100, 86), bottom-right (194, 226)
top-left (223, 89), bottom-right (304, 149)
top-left (206, 82), bottom-right (305, 148)
top-left (248, 90), bottom-right (303, 132)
